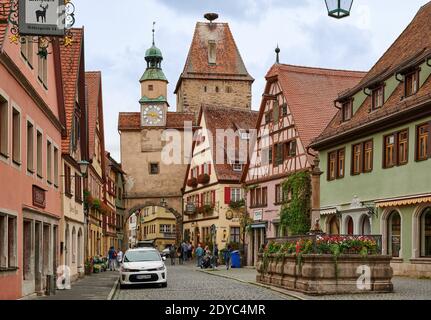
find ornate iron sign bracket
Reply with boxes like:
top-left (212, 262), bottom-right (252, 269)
top-left (1, 0), bottom-right (76, 57)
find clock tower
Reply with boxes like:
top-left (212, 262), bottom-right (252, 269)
top-left (140, 26), bottom-right (168, 127)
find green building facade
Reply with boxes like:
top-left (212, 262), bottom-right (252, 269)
top-left (310, 3), bottom-right (431, 277)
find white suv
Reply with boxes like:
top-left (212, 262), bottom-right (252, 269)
top-left (119, 248), bottom-right (167, 288)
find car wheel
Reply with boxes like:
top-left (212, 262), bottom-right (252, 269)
top-left (119, 283), bottom-right (128, 290)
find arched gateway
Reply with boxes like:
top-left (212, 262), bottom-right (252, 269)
top-left (121, 199), bottom-right (183, 251)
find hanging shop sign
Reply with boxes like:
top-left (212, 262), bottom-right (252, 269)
top-left (19, 0), bottom-right (67, 36)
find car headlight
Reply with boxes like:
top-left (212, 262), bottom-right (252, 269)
top-left (156, 266), bottom-right (165, 271)
top-left (121, 266), bottom-right (131, 272)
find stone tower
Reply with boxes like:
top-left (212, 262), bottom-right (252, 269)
top-left (139, 27), bottom-right (168, 127)
top-left (175, 13), bottom-right (254, 116)
top-left (119, 27), bottom-right (196, 244)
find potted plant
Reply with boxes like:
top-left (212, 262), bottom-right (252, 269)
top-left (187, 178), bottom-right (198, 188)
top-left (84, 259), bottom-right (93, 275)
top-left (197, 173), bottom-right (210, 184)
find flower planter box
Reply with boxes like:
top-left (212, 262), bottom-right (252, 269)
top-left (187, 178), bottom-right (198, 188)
top-left (257, 253), bottom-right (393, 295)
top-left (197, 174), bottom-right (210, 184)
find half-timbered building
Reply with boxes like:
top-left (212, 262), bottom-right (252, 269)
top-left (183, 105), bottom-right (258, 250)
top-left (243, 61), bottom-right (365, 266)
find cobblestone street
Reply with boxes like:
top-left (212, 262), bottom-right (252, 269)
top-left (114, 263), bottom-right (295, 300)
top-left (198, 267), bottom-right (431, 300)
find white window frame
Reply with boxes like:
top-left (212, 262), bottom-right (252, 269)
top-left (232, 162), bottom-right (243, 172)
top-left (26, 116), bottom-right (35, 175)
top-left (231, 188), bottom-right (242, 202)
top-left (53, 144), bottom-right (59, 188)
top-left (36, 127), bottom-right (43, 179)
top-left (0, 91), bottom-right (10, 163)
top-left (0, 210), bottom-right (18, 269)
top-left (11, 104), bottom-right (22, 168)
top-left (46, 137), bottom-right (53, 185)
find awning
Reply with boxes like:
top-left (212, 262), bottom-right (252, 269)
top-left (250, 223), bottom-right (267, 229)
top-left (376, 195), bottom-right (431, 208)
top-left (320, 208), bottom-right (338, 216)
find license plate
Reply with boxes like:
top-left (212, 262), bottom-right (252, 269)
top-left (136, 275), bottom-right (151, 280)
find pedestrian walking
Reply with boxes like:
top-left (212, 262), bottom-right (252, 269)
top-left (182, 242), bottom-right (188, 262)
top-left (213, 244), bottom-right (219, 267)
top-left (195, 244), bottom-right (204, 267)
top-left (116, 248), bottom-right (123, 269)
top-left (187, 242), bottom-right (192, 260)
top-left (169, 245), bottom-right (176, 265)
top-left (108, 246), bottom-right (117, 271)
top-left (177, 246), bottom-right (183, 265)
top-left (224, 245), bottom-right (232, 270)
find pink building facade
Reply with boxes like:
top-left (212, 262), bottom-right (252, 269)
top-left (0, 21), bottom-right (64, 298)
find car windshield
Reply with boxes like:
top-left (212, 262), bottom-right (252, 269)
top-left (124, 250), bottom-right (161, 262)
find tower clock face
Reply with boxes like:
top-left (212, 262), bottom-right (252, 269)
top-left (142, 105), bottom-right (164, 126)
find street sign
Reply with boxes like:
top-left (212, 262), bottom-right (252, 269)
top-left (253, 209), bottom-right (263, 221)
top-left (19, 0), bottom-right (66, 36)
top-left (185, 203), bottom-right (196, 214)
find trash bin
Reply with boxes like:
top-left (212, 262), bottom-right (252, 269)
top-left (231, 250), bottom-right (241, 268)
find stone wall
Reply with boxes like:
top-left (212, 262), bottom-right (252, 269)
top-left (176, 79), bottom-right (253, 115)
top-left (256, 254), bottom-right (394, 295)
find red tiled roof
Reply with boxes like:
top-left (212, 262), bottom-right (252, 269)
top-left (312, 2), bottom-right (431, 147)
top-left (175, 22), bottom-right (253, 92)
top-left (59, 28), bottom-right (83, 153)
top-left (356, 2), bottom-right (431, 89)
top-left (267, 64), bottom-right (365, 150)
top-left (86, 71), bottom-right (102, 159)
top-left (118, 112), bottom-right (196, 130)
top-left (201, 105), bottom-right (259, 181)
top-left (0, 0), bottom-right (10, 51)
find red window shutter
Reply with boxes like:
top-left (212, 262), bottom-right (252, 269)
top-left (212, 190), bottom-right (216, 205)
top-left (200, 194), bottom-right (204, 206)
top-left (209, 163), bottom-right (212, 175)
top-left (225, 187), bottom-right (231, 204)
top-left (201, 164), bottom-right (205, 175)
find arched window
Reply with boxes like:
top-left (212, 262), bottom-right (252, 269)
top-left (65, 225), bottom-right (70, 266)
top-left (388, 211), bottom-right (401, 257)
top-left (361, 215), bottom-right (371, 235)
top-left (421, 207), bottom-right (431, 257)
top-left (328, 215), bottom-right (340, 235)
top-left (346, 216), bottom-right (354, 235)
top-left (72, 227), bottom-right (76, 264)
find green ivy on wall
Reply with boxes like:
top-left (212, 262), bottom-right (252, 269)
top-left (280, 171), bottom-right (311, 236)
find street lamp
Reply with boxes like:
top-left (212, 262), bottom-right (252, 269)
top-left (78, 160), bottom-right (90, 176)
top-left (325, 0), bottom-right (353, 19)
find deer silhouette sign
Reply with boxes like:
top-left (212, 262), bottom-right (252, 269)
top-left (35, 4), bottom-right (49, 23)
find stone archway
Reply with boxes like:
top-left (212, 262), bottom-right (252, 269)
top-left (122, 201), bottom-right (183, 251)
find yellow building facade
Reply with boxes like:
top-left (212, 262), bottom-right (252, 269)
top-left (138, 206), bottom-right (177, 250)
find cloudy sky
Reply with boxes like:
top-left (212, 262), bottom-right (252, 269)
top-left (73, 0), bottom-right (429, 162)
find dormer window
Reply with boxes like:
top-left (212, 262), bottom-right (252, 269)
top-left (405, 70), bottom-right (419, 97)
top-left (341, 100), bottom-right (353, 122)
top-left (208, 40), bottom-right (216, 64)
top-left (371, 86), bottom-right (384, 110)
top-left (239, 129), bottom-right (250, 140)
top-left (148, 85), bottom-right (154, 91)
top-left (232, 162), bottom-right (243, 172)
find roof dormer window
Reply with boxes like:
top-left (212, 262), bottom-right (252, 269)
top-left (208, 40), bottom-right (216, 64)
top-left (405, 70), bottom-right (419, 97)
top-left (371, 86), bottom-right (384, 110)
top-left (341, 100), bottom-right (353, 122)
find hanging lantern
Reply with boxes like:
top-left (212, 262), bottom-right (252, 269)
top-left (325, 0), bottom-right (353, 19)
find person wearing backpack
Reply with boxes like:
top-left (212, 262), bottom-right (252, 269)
top-left (108, 247), bottom-right (117, 271)
top-left (195, 244), bottom-right (204, 267)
